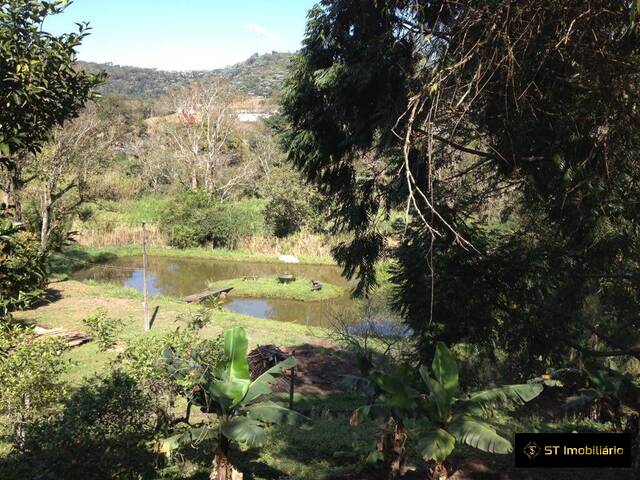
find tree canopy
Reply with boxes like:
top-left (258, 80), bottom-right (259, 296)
top-left (281, 0), bottom-right (640, 375)
top-left (0, 0), bottom-right (103, 168)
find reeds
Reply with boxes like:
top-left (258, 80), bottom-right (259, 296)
top-left (74, 221), bottom-right (336, 258)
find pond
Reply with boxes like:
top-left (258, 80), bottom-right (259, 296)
top-left (74, 255), bottom-right (357, 327)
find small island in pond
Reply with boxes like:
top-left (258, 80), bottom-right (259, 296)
top-left (208, 276), bottom-right (345, 302)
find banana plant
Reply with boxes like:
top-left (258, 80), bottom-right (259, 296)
top-left (161, 326), bottom-right (310, 480)
top-left (350, 342), bottom-right (543, 480)
top-left (563, 362), bottom-right (640, 430)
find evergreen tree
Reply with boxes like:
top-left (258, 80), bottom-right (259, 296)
top-left (281, 0), bottom-right (640, 376)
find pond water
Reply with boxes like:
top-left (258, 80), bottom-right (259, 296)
top-left (74, 255), bottom-right (357, 327)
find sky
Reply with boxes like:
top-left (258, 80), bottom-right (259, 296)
top-left (44, 0), bottom-right (318, 71)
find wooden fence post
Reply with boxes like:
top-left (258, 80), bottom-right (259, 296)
top-left (289, 349), bottom-right (296, 410)
top-left (142, 222), bottom-right (149, 331)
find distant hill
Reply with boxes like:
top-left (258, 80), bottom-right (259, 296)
top-left (79, 52), bottom-right (293, 99)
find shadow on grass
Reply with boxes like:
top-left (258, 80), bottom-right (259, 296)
top-left (48, 247), bottom-right (118, 279)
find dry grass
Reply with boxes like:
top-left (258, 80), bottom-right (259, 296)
top-left (74, 223), bottom-right (168, 247)
top-left (237, 231), bottom-right (335, 258)
top-left (75, 223), bottom-right (336, 258)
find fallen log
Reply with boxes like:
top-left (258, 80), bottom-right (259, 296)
top-left (182, 287), bottom-right (234, 303)
top-left (34, 326), bottom-right (92, 348)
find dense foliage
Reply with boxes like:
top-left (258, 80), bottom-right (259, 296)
top-left (0, 325), bottom-right (69, 449)
top-left (264, 167), bottom-right (321, 237)
top-left (159, 191), bottom-right (265, 248)
top-left (281, 0), bottom-right (640, 376)
top-left (0, 219), bottom-right (46, 316)
top-left (163, 326), bottom-right (309, 479)
top-left (350, 342), bottom-right (543, 478)
top-left (0, 0), bottom-right (103, 167)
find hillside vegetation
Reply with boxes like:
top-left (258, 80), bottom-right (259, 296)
top-left (79, 51), bottom-right (293, 99)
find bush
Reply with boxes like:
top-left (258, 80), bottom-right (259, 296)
top-left (176, 307), bottom-right (214, 330)
top-left (264, 167), bottom-right (321, 237)
top-left (0, 325), bottom-right (69, 450)
top-left (82, 308), bottom-right (126, 351)
top-left (0, 219), bottom-right (46, 315)
top-left (77, 204), bottom-right (94, 222)
top-left (160, 190), bottom-right (264, 248)
top-left (23, 370), bottom-right (159, 479)
top-left (117, 328), bottom-right (225, 391)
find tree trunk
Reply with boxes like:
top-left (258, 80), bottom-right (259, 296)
top-left (3, 163), bottom-right (22, 221)
top-left (431, 462), bottom-right (448, 480)
top-left (14, 394), bottom-right (30, 451)
top-left (210, 435), bottom-right (243, 480)
top-left (191, 161), bottom-right (198, 190)
top-left (41, 186), bottom-right (52, 251)
top-left (378, 418), bottom-right (407, 480)
top-left (205, 159), bottom-right (213, 194)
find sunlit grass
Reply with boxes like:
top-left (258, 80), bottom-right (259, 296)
top-left (208, 276), bottom-right (345, 302)
top-left (14, 280), bottom-right (326, 386)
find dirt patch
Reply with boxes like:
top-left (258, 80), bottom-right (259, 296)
top-left (272, 341), bottom-right (360, 395)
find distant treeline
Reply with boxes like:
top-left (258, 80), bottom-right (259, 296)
top-left (78, 51), bottom-right (293, 99)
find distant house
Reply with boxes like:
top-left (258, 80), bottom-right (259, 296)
top-left (236, 111), bottom-right (272, 122)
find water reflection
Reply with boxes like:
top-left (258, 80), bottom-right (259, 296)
top-left (74, 255), bottom-right (355, 327)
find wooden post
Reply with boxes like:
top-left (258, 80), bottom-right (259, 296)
top-left (289, 350), bottom-right (296, 410)
top-left (142, 222), bottom-right (149, 331)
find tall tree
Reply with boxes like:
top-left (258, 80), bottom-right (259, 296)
top-left (282, 0), bottom-right (640, 376)
top-left (165, 81), bottom-right (237, 194)
top-left (0, 0), bottom-right (104, 218)
top-left (25, 104), bottom-right (114, 250)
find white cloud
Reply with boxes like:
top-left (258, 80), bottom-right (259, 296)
top-left (245, 23), bottom-right (280, 42)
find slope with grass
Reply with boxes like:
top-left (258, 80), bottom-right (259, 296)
top-left (13, 280), bottom-right (326, 385)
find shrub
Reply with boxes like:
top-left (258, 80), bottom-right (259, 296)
top-left (82, 308), bottom-right (126, 351)
top-left (77, 204), bottom-right (94, 222)
top-left (264, 167), bottom-right (321, 237)
top-left (24, 370), bottom-right (159, 479)
top-left (176, 307), bottom-right (214, 330)
top-left (117, 328), bottom-right (225, 391)
top-left (0, 325), bottom-right (69, 450)
top-left (0, 219), bottom-right (46, 316)
top-left (160, 190), bottom-right (264, 248)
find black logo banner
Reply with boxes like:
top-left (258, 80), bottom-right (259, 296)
top-left (514, 433), bottom-right (632, 468)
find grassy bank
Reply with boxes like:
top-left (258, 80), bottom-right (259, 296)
top-left (14, 280), bottom-right (326, 385)
top-left (209, 276), bottom-right (345, 302)
top-left (73, 195), bottom-right (337, 258)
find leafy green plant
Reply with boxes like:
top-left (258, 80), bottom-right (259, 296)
top-left (161, 326), bottom-right (310, 480)
top-left (0, 219), bottom-right (46, 318)
top-left (264, 167), bottom-right (321, 238)
top-left (30, 370), bottom-right (159, 479)
top-left (176, 307), bottom-right (214, 331)
top-left (160, 190), bottom-right (264, 248)
top-left (0, 0), bottom-right (103, 166)
top-left (563, 363), bottom-right (640, 430)
top-left (0, 324), bottom-right (69, 450)
top-left (82, 307), bottom-right (125, 351)
top-left (350, 342), bottom-right (543, 479)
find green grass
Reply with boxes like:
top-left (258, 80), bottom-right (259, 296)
top-left (15, 280), bottom-right (327, 385)
top-left (208, 276), bottom-right (345, 302)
